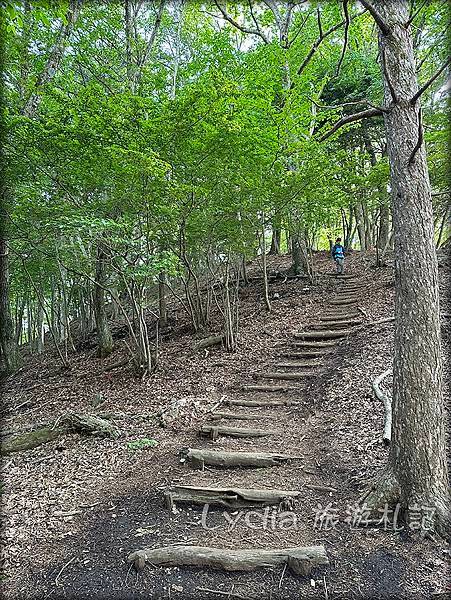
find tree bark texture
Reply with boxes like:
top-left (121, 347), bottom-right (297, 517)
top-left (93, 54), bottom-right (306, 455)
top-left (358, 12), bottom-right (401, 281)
top-left (375, 0), bottom-right (449, 534)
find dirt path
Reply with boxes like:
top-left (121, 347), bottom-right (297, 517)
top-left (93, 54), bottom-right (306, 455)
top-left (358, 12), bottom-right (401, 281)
top-left (2, 253), bottom-right (449, 600)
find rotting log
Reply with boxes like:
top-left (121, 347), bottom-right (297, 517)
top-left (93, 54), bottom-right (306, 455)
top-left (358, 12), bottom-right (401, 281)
top-left (180, 447), bottom-right (303, 469)
top-left (164, 485), bottom-right (302, 510)
top-left (254, 371), bottom-right (318, 380)
top-left (127, 544), bottom-right (329, 577)
top-left (1, 426), bottom-right (64, 454)
top-left (372, 368), bottom-right (392, 445)
top-left (210, 411), bottom-right (273, 421)
top-left (200, 425), bottom-right (277, 440)
top-left (294, 330), bottom-right (350, 340)
top-left (192, 334), bottom-right (225, 352)
top-left (61, 412), bottom-right (119, 438)
top-left (1, 412), bottom-right (119, 455)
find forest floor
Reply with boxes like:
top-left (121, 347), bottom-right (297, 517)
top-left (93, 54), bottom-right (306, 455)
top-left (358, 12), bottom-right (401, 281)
top-left (1, 251), bottom-right (450, 600)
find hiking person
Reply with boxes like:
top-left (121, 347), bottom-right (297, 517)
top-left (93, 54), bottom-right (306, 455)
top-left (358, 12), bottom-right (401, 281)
top-left (332, 237), bottom-right (345, 275)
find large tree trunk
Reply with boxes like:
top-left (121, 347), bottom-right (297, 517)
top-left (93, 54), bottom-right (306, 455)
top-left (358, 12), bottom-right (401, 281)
top-left (368, 0), bottom-right (450, 536)
top-left (93, 244), bottom-right (113, 358)
top-left (0, 123), bottom-right (19, 373)
top-left (0, 229), bottom-right (18, 373)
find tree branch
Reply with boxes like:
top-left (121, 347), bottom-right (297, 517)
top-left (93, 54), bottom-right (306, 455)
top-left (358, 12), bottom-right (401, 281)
top-left (23, 0), bottom-right (83, 117)
top-left (406, 0), bottom-right (429, 27)
top-left (247, 0), bottom-right (268, 43)
top-left (137, 0), bottom-right (166, 69)
top-left (408, 107), bottom-right (423, 165)
top-left (214, 1), bottom-right (269, 43)
top-left (410, 57), bottom-right (451, 104)
top-left (309, 97), bottom-right (388, 112)
top-left (293, 9), bottom-right (366, 83)
top-left (381, 48), bottom-right (398, 104)
top-left (289, 10), bottom-right (312, 46)
top-left (359, 0), bottom-right (391, 36)
top-left (318, 107), bottom-right (384, 142)
top-left (335, 0), bottom-right (350, 77)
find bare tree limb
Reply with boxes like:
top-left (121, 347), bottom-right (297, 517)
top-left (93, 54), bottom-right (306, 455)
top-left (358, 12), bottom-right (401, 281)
top-left (335, 0), bottom-right (350, 77)
top-left (289, 10), bottom-right (312, 46)
top-left (381, 48), bottom-right (398, 104)
top-left (408, 107), bottom-right (423, 165)
top-left (247, 0), bottom-right (268, 43)
top-left (309, 97), bottom-right (388, 112)
top-left (318, 107), bottom-right (384, 142)
top-left (406, 0), bottom-right (429, 27)
top-left (214, 1), bottom-right (269, 43)
top-left (359, 0), bottom-right (391, 36)
top-left (316, 7), bottom-right (323, 38)
top-left (410, 57), bottom-right (451, 104)
top-left (293, 9), bottom-right (366, 83)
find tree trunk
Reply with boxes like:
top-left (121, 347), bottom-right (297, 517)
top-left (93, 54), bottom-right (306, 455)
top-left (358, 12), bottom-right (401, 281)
top-left (377, 201), bottom-right (391, 252)
top-left (23, 0), bottom-right (82, 117)
top-left (354, 203), bottom-right (367, 251)
top-left (93, 244), bottom-right (113, 358)
top-left (368, 0), bottom-right (450, 536)
top-left (261, 219), bottom-right (271, 311)
top-left (124, 0), bottom-right (134, 91)
top-left (269, 225), bottom-right (281, 254)
top-left (158, 271), bottom-right (168, 326)
top-left (0, 197), bottom-right (19, 374)
top-left (290, 233), bottom-right (303, 275)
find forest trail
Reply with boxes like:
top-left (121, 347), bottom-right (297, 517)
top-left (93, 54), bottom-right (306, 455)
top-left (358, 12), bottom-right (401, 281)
top-left (2, 253), bottom-right (449, 600)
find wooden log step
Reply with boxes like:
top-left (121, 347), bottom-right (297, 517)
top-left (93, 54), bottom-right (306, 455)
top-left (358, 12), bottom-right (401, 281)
top-left (310, 319), bottom-right (361, 329)
top-left (294, 330), bottom-right (350, 340)
top-left (128, 544), bottom-right (329, 576)
top-left (254, 371), bottom-right (317, 380)
top-left (282, 351), bottom-right (327, 359)
top-left (329, 299), bottom-right (358, 306)
top-left (200, 425), bottom-right (277, 440)
top-left (332, 294), bottom-right (360, 301)
top-left (239, 385), bottom-right (296, 393)
top-left (320, 314), bottom-right (360, 321)
top-left (210, 411), bottom-right (273, 421)
top-left (164, 485), bottom-right (302, 510)
top-left (275, 361), bottom-right (320, 369)
top-left (226, 398), bottom-right (292, 407)
top-left (180, 448), bottom-right (303, 469)
top-left (292, 340), bottom-right (337, 348)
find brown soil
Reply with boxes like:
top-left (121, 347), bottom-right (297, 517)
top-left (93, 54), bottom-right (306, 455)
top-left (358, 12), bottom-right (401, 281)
top-left (1, 251), bottom-right (450, 600)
